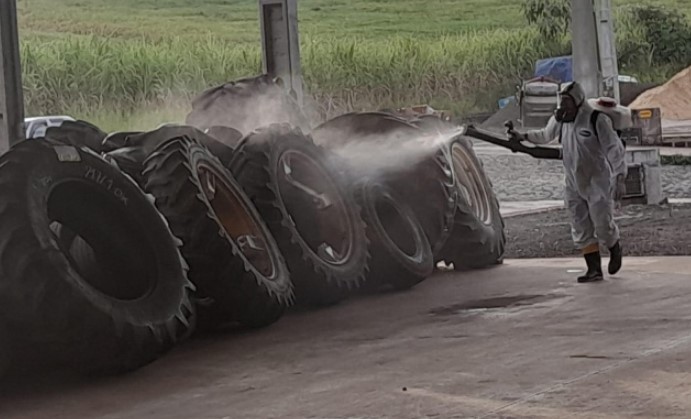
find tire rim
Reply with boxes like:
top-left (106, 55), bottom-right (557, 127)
top-left (451, 142), bottom-right (493, 225)
top-left (197, 163), bottom-right (278, 278)
top-left (276, 150), bottom-right (353, 265)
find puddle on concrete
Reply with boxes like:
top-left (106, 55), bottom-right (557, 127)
top-left (429, 294), bottom-right (563, 317)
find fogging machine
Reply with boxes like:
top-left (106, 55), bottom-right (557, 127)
top-left (463, 121), bottom-right (562, 160)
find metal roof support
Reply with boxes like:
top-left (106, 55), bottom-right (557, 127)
top-left (0, 0), bottom-right (24, 153)
top-left (594, 0), bottom-right (620, 103)
top-left (571, 0), bottom-right (601, 100)
top-left (258, 0), bottom-right (303, 107)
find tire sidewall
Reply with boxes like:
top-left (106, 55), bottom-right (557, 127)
top-left (185, 141), bottom-right (292, 295)
top-left (25, 142), bottom-right (189, 325)
top-left (271, 133), bottom-right (367, 277)
top-left (231, 126), bottom-right (369, 281)
top-left (448, 137), bottom-right (503, 232)
top-left (313, 113), bottom-right (457, 254)
top-left (358, 180), bottom-right (433, 276)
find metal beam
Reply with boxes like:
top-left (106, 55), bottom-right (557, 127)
top-left (571, 0), bottom-right (601, 100)
top-left (594, 0), bottom-right (620, 102)
top-left (0, 0), bottom-right (24, 152)
top-left (258, 0), bottom-right (303, 106)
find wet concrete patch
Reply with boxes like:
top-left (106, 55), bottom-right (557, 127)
top-left (429, 294), bottom-right (562, 317)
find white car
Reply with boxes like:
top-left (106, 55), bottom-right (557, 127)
top-left (24, 115), bottom-right (75, 139)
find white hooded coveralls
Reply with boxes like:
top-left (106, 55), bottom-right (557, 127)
top-left (525, 105), bottom-right (627, 249)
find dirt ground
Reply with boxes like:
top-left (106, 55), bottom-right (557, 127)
top-left (505, 202), bottom-right (691, 259)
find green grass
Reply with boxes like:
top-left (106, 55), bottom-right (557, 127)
top-left (18, 0), bottom-right (526, 41)
top-left (15, 0), bottom-right (691, 130)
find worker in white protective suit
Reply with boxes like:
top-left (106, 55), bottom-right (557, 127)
top-left (508, 81), bottom-right (627, 282)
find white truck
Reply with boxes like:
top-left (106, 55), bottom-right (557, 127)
top-left (24, 115), bottom-right (75, 140)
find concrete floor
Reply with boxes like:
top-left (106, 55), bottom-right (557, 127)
top-left (2, 257), bottom-right (691, 419)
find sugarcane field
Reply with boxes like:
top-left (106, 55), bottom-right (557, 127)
top-left (2, 0), bottom-right (691, 418)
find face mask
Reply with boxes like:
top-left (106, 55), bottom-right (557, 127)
top-left (555, 96), bottom-right (578, 122)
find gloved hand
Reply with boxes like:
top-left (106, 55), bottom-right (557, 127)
top-left (613, 174), bottom-right (626, 202)
top-left (504, 121), bottom-right (525, 142)
top-left (504, 121), bottom-right (525, 153)
top-left (508, 130), bottom-right (526, 143)
top-left (507, 128), bottom-right (526, 144)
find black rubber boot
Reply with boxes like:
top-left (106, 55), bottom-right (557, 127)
top-left (578, 252), bottom-right (603, 283)
top-left (608, 241), bottom-right (622, 275)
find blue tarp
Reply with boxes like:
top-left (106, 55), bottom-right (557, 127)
top-left (534, 56), bottom-right (573, 83)
top-left (498, 96), bottom-right (515, 109)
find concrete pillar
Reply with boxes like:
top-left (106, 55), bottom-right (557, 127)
top-left (571, 0), bottom-right (601, 100)
top-left (594, 0), bottom-right (620, 102)
top-left (0, 0), bottom-right (25, 153)
top-left (258, 0), bottom-right (303, 107)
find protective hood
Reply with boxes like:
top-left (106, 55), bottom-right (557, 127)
top-left (559, 81), bottom-right (586, 107)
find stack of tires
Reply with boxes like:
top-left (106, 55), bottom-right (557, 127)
top-left (0, 77), bottom-right (505, 379)
top-left (0, 117), bottom-right (371, 377)
top-left (311, 111), bottom-right (506, 286)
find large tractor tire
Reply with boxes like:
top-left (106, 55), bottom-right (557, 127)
top-left (202, 125), bottom-right (245, 162)
top-left (227, 124), bottom-right (369, 306)
top-left (438, 135), bottom-right (506, 269)
top-left (101, 130), bottom-right (144, 152)
top-left (44, 120), bottom-right (109, 152)
top-left (105, 126), bottom-right (294, 329)
top-left (141, 136), bottom-right (293, 329)
top-left (100, 124), bottom-right (225, 157)
top-left (312, 111), bottom-right (457, 258)
top-left (103, 145), bottom-right (148, 186)
top-left (186, 74), bottom-right (311, 135)
top-left (104, 125), bottom-right (229, 185)
top-left (0, 139), bottom-right (195, 375)
top-left (409, 114), bottom-right (458, 134)
top-left (354, 178), bottom-right (433, 292)
top-left (0, 323), bottom-right (10, 377)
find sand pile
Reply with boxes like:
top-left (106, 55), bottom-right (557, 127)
top-left (630, 66), bottom-right (691, 120)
